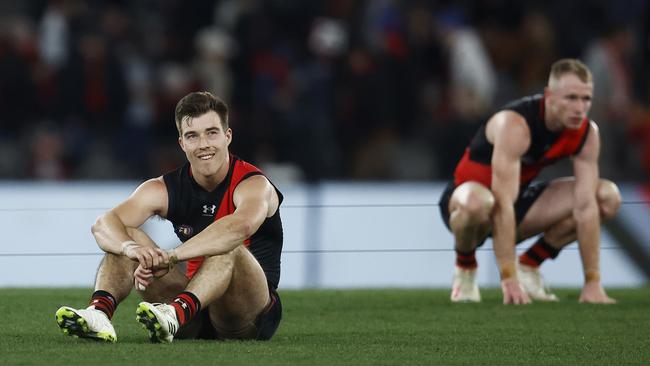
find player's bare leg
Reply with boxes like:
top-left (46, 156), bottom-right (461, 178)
top-left (55, 227), bottom-right (153, 342)
top-left (449, 182), bottom-right (495, 252)
top-left (136, 245), bottom-right (271, 342)
top-left (193, 245), bottom-right (270, 339)
top-left (448, 182), bottom-right (494, 302)
top-left (517, 178), bottom-right (621, 303)
top-left (517, 212), bottom-right (577, 301)
top-left (134, 260), bottom-right (192, 341)
top-left (518, 178), bottom-right (620, 239)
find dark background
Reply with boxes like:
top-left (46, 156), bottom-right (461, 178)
top-left (0, 0), bottom-right (648, 182)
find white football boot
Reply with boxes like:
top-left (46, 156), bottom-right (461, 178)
top-left (451, 266), bottom-right (481, 302)
top-left (55, 306), bottom-right (117, 342)
top-left (136, 302), bottom-right (179, 343)
top-left (517, 263), bottom-right (559, 301)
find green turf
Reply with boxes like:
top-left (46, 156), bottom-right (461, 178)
top-left (1, 288), bottom-right (649, 365)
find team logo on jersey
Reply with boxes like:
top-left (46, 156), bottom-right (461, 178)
top-left (202, 204), bottom-right (217, 216)
top-left (177, 225), bottom-right (193, 237)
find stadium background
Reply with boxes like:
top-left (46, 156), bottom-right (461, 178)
top-left (0, 0), bottom-right (649, 289)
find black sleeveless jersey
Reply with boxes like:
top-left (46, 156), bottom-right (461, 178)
top-left (453, 94), bottom-right (591, 187)
top-left (162, 155), bottom-right (284, 289)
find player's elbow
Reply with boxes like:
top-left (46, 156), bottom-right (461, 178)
top-left (236, 218), bottom-right (258, 239)
top-left (221, 215), bottom-right (258, 242)
top-left (90, 215), bottom-right (104, 237)
top-left (90, 215), bottom-right (107, 249)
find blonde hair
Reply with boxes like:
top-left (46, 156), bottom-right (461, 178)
top-left (548, 59), bottom-right (592, 87)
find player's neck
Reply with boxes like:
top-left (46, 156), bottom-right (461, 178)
top-left (543, 110), bottom-right (564, 133)
top-left (544, 118), bottom-right (563, 132)
top-left (543, 98), bottom-right (566, 132)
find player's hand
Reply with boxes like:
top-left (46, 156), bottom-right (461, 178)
top-left (579, 281), bottom-right (616, 304)
top-left (123, 244), bottom-right (169, 269)
top-left (501, 278), bottom-right (532, 305)
top-left (134, 264), bottom-right (154, 291)
top-left (133, 262), bottom-right (171, 291)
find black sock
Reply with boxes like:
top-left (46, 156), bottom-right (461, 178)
top-left (519, 237), bottom-right (561, 267)
top-left (170, 291), bottom-right (201, 326)
top-left (455, 249), bottom-right (478, 269)
top-left (89, 290), bottom-right (117, 319)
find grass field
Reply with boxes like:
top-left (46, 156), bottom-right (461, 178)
top-left (1, 288), bottom-right (649, 365)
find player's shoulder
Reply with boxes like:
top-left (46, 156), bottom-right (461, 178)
top-left (131, 176), bottom-right (168, 199)
top-left (489, 109), bottom-right (529, 134)
top-left (113, 176), bottom-right (169, 218)
top-left (502, 94), bottom-right (542, 111)
top-left (582, 120), bottom-right (600, 148)
top-left (141, 176), bottom-right (166, 188)
top-left (237, 173), bottom-right (271, 192)
top-left (485, 110), bottom-right (531, 153)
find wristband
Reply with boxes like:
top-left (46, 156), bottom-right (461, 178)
top-left (585, 270), bottom-right (600, 283)
top-left (120, 240), bottom-right (138, 256)
top-left (500, 264), bottom-right (516, 280)
top-left (168, 249), bottom-right (179, 270)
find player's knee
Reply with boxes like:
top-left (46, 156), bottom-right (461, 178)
top-left (455, 186), bottom-right (494, 225)
top-left (204, 247), bottom-right (237, 270)
top-left (597, 179), bottom-right (621, 220)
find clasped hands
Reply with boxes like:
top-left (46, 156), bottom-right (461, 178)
top-left (121, 241), bottom-right (177, 291)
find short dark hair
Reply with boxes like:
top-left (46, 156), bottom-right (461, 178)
top-left (174, 91), bottom-right (229, 135)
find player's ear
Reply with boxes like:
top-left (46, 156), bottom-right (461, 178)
top-left (178, 136), bottom-right (185, 150)
top-left (226, 128), bottom-right (232, 146)
top-left (543, 86), bottom-right (551, 98)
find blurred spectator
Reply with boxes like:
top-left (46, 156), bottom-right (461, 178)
top-left (584, 23), bottom-right (637, 179)
top-left (278, 17), bottom-right (345, 182)
top-left (439, 8), bottom-right (496, 121)
top-left (193, 27), bottom-right (235, 103)
top-left (28, 122), bottom-right (67, 180)
top-left (0, 0), bottom-right (647, 182)
top-left (516, 10), bottom-right (556, 95)
top-left (420, 5), bottom-right (496, 178)
top-left (60, 30), bottom-right (128, 134)
top-left (0, 15), bottom-right (38, 137)
top-left (38, 1), bottom-right (68, 69)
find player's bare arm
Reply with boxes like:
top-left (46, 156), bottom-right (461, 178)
top-left (486, 111), bottom-right (532, 304)
top-left (91, 177), bottom-right (170, 268)
top-left (171, 175), bottom-right (277, 261)
top-left (572, 122), bottom-right (616, 304)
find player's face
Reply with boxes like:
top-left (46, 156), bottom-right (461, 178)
top-left (178, 111), bottom-right (232, 177)
top-left (546, 74), bottom-right (593, 130)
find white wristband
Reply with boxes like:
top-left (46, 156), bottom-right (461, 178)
top-left (120, 240), bottom-right (138, 256)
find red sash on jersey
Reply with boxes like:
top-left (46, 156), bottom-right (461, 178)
top-left (519, 120), bottom-right (589, 183)
top-left (185, 157), bottom-right (262, 278)
top-left (454, 119), bottom-right (589, 187)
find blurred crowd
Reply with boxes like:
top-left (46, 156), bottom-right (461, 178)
top-left (0, 0), bottom-right (648, 182)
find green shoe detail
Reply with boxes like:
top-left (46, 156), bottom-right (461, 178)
top-left (135, 302), bottom-right (177, 343)
top-left (55, 306), bottom-right (116, 343)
